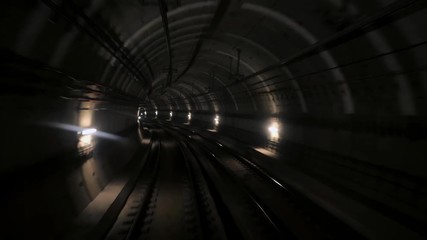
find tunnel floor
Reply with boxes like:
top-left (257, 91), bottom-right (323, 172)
top-left (67, 122), bottom-right (365, 240)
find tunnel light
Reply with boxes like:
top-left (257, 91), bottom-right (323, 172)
top-left (268, 121), bottom-right (279, 140)
top-left (214, 115), bottom-right (220, 126)
top-left (79, 135), bottom-right (93, 145)
top-left (144, 111), bottom-right (147, 116)
top-left (78, 128), bottom-right (96, 149)
top-left (170, 111), bottom-right (173, 118)
top-left (188, 112), bottom-right (192, 121)
top-left (81, 128), bottom-right (97, 135)
top-left (155, 110), bottom-right (158, 116)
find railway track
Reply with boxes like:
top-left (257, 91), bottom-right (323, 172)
top-left (99, 127), bottom-right (229, 240)
top-left (89, 123), bottom-right (364, 240)
top-left (165, 123), bottom-right (365, 240)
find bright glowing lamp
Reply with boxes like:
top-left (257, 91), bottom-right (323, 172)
top-left (78, 128), bottom-right (96, 148)
top-left (268, 122), bottom-right (279, 139)
top-left (80, 135), bottom-right (92, 145)
top-left (81, 128), bottom-right (97, 135)
top-left (214, 115), bottom-right (220, 126)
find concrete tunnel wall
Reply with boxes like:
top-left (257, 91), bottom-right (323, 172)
top-left (0, 2), bottom-right (141, 234)
top-left (1, 0), bottom-right (427, 238)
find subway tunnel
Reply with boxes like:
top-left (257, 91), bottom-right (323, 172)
top-left (1, 0), bottom-right (427, 239)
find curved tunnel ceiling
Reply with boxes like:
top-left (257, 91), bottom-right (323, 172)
top-left (4, 0), bottom-right (425, 118)
top-left (67, 0), bottom-right (425, 117)
top-left (1, 0), bottom-right (426, 132)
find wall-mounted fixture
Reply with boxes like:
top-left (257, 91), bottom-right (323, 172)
top-left (214, 115), bottom-right (220, 126)
top-left (80, 128), bottom-right (97, 135)
top-left (78, 128), bottom-right (97, 157)
top-left (268, 121), bottom-right (279, 141)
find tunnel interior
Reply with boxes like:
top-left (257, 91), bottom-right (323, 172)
top-left (1, 0), bottom-right (427, 239)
